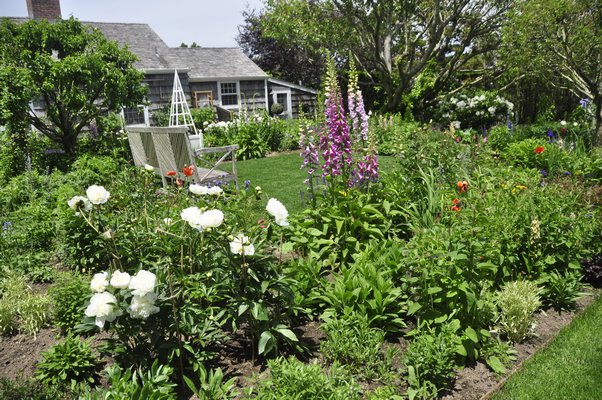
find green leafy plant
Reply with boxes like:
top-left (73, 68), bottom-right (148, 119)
top-left (82, 360), bottom-right (176, 400)
top-left (320, 312), bottom-right (396, 381)
top-left (404, 322), bottom-right (460, 396)
top-left (496, 280), bottom-right (542, 343)
top-left (538, 270), bottom-right (585, 311)
top-left (36, 335), bottom-right (103, 388)
top-left (0, 274), bottom-right (49, 337)
top-left (243, 357), bottom-right (361, 400)
top-left (183, 364), bottom-right (238, 400)
top-left (49, 272), bottom-right (90, 333)
top-left (0, 377), bottom-right (68, 400)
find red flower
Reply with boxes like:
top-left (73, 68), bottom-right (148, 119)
top-left (166, 170), bottom-right (177, 177)
top-left (452, 198), bottom-right (461, 206)
top-left (457, 180), bottom-right (468, 193)
top-left (182, 165), bottom-right (195, 177)
top-left (534, 146), bottom-right (545, 154)
top-left (451, 205), bottom-right (462, 211)
top-left (454, 136), bottom-right (462, 143)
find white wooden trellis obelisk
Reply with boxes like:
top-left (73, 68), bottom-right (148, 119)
top-left (169, 70), bottom-right (202, 146)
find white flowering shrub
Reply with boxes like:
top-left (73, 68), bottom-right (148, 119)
top-left (67, 168), bottom-right (300, 373)
top-left (437, 91), bottom-right (514, 132)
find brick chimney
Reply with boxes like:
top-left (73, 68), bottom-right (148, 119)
top-left (26, 0), bottom-right (62, 20)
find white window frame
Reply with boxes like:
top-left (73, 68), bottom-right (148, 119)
top-left (218, 81), bottom-right (240, 109)
top-left (271, 88), bottom-right (292, 118)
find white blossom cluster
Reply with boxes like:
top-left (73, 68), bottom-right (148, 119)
top-left (266, 198), bottom-right (289, 227)
top-left (67, 185), bottom-right (110, 216)
top-left (189, 184), bottom-right (223, 196)
top-left (181, 207), bottom-right (224, 231)
top-left (441, 93), bottom-right (514, 130)
top-left (85, 269), bottom-right (159, 329)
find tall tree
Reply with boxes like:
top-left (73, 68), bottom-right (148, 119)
top-left (0, 17), bottom-right (146, 156)
top-left (237, 8), bottom-right (325, 89)
top-left (504, 0), bottom-right (602, 144)
top-left (260, 0), bottom-right (513, 112)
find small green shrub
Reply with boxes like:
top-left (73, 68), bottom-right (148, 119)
top-left (320, 313), bottom-right (395, 381)
top-left (36, 335), bottom-right (103, 388)
top-left (404, 323), bottom-right (459, 396)
top-left (270, 103), bottom-right (284, 116)
top-left (538, 270), bottom-right (585, 311)
top-left (81, 360), bottom-right (177, 400)
top-left (496, 280), bottom-right (541, 343)
top-left (244, 357), bottom-right (361, 400)
top-left (49, 272), bottom-right (90, 333)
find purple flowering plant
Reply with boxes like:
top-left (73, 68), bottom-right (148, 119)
top-left (300, 56), bottom-right (379, 205)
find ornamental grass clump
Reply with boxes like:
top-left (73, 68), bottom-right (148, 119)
top-left (496, 280), bottom-right (542, 343)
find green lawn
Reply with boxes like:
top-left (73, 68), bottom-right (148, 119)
top-left (235, 152), bottom-right (398, 214)
top-left (492, 293), bottom-right (602, 400)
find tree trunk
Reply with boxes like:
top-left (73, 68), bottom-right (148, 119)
top-left (61, 134), bottom-right (77, 157)
top-left (594, 93), bottom-right (602, 147)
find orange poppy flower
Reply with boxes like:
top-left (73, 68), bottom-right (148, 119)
top-left (534, 146), bottom-right (545, 154)
top-left (452, 198), bottom-right (461, 206)
top-left (166, 170), bottom-right (177, 177)
top-left (182, 165), bottom-right (195, 177)
top-left (451, 205), bottom-right (462, 211)
top-left (457, 181), bottom-right (468, 193)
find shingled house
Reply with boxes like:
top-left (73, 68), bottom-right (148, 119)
top-left (10, 0), bottom-right (318, 125)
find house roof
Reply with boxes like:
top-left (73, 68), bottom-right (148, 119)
top-left (87, 22), bottom-right (178, 71)
top-left (268, 77), bottom-right (318, 94)
top-left (6, 18), bottom-right (267, 80)
top-left (171, 47), bottom-right (267, 81)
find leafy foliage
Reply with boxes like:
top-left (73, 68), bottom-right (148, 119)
top-left (496, 281), bottom-right (542, 343)
top-left (36, 335), bottom-right (103, 388)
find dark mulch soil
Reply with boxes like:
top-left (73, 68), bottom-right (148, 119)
top-left (0, 292), bottom-right (598, 399)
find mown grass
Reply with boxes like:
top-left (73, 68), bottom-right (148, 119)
top-left (492, 293), bottom-right (602, 400)
top-left (235, 152), bottom-right (398, 214)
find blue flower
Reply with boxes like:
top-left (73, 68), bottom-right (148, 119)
top-left (540, 170), bottom-right (548, 178)
top-left (506, 119), bottom-right (513, 129)
top-left (547, 129), bottom-right (554, 138)
top-left (579, 98), bottom-right (590, 108)
top-left (244, 180), bottom-right (251, 190)
top-left (563, 171), bottom-right (571, 176)
top-left (2, 221), bottom-right (11, 231)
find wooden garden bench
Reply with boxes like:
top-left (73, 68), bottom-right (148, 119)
top-left (126, 126), bottom-right (238, 188)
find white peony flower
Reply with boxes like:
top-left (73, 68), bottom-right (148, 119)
top-left (230, 233), bottom-right (255, 256)
top-left (90, 271), bottom-right (109, 293)
top-left (266, 198), bottom-right (289, 227)
top-left (488, 106), bottom-right (496, 115)
top-left (86, 185), bottom-right (110, 205)
top-left (85, 291), bottom-right (121, 329)
top-left (181, 207), bottom-right (224, 230)
top-left (110, 271), bottom-right (131, 289)
top-left (197, 209), bottom-right (224, 229)
top-left (128, 293), bottom-right (160, 319)
top-left (181, 206), bottom-right (204, 230)
top-left (560, 120), bottom-right (567, 126)
top-left (456, 100), bottom-right (466, 109)
top-left (573, 122), bottom-right (578, 127)
top-left (67, 196), bottom-right (92, 212)
top-left (129, 270), bottom-right (157, 297)
top-left (451, 121), bottom-right (461, 130)
top-left (189, 184), bottom-right (223, 196)
top-left (144, 164), bottom-right (154, 172)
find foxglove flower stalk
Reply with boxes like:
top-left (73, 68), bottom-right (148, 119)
top-left (347, 60), bottom-right (369, 143)
top-left (320, 58), bottom-right (353, 180)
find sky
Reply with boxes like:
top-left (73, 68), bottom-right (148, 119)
top-left (0, 0), bottom-right (265, 47)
